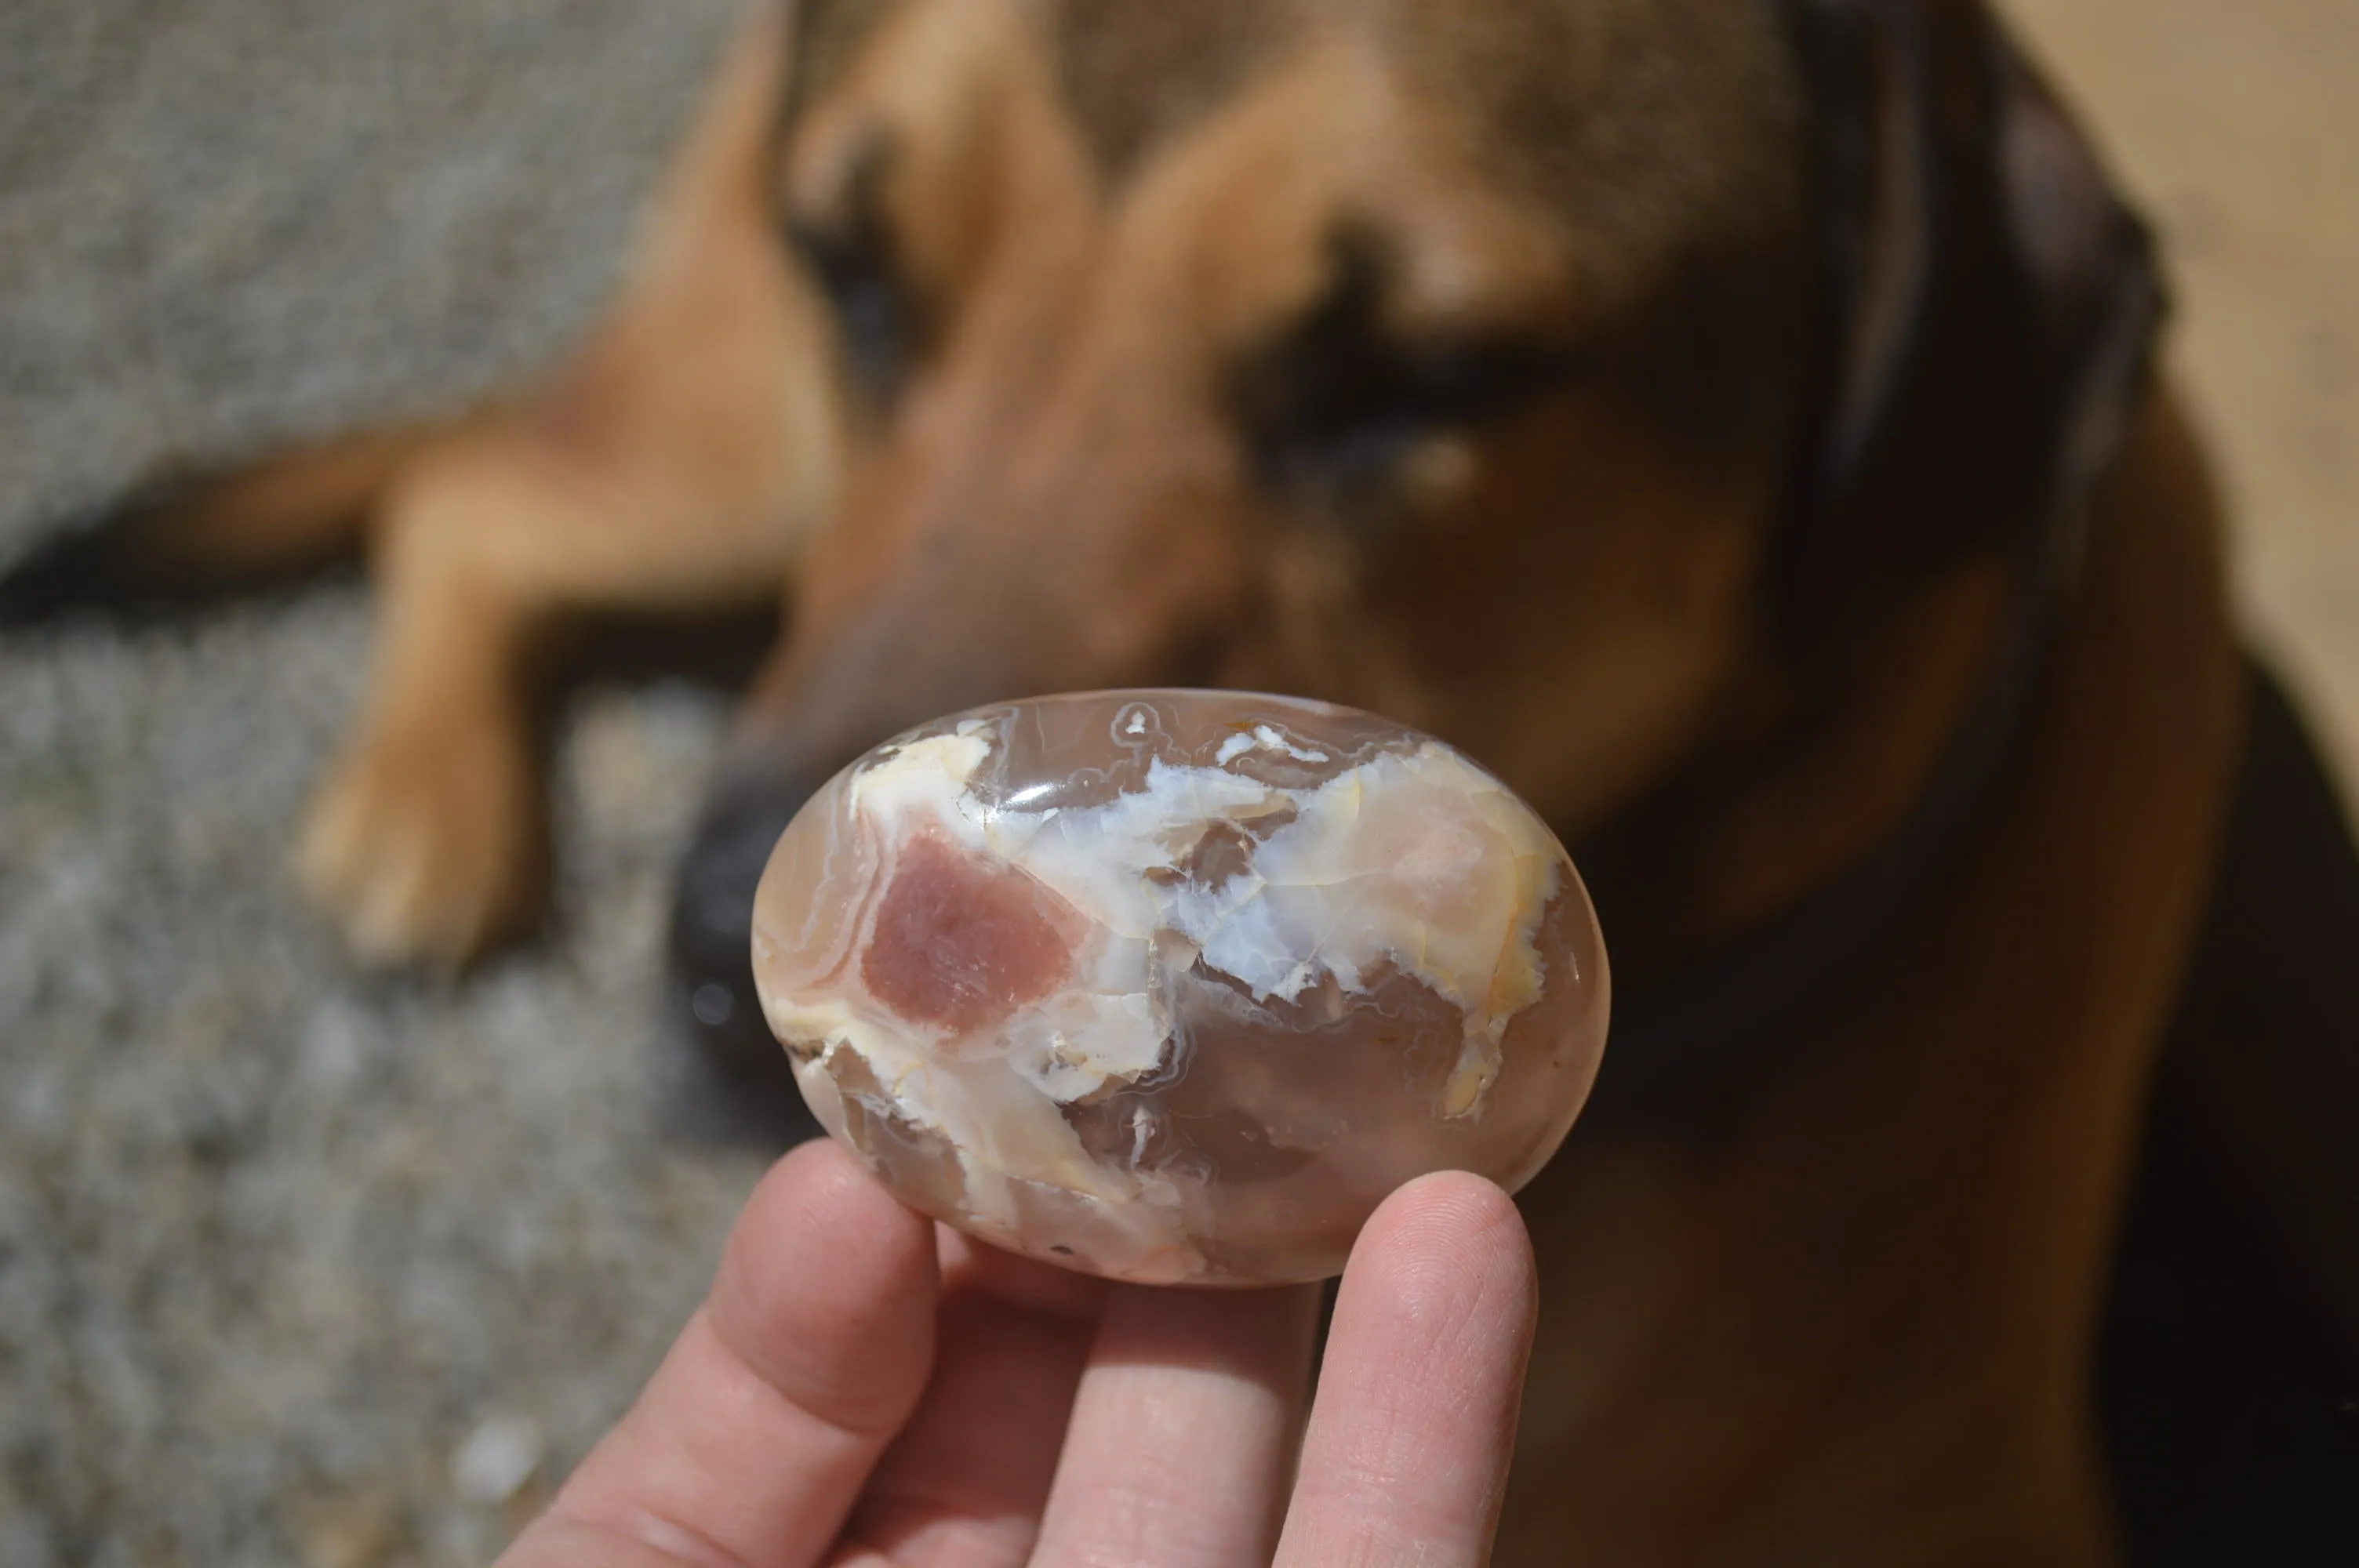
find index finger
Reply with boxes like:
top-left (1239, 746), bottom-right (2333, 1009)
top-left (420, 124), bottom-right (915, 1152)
top-left (503, 1140), bottom-right (940, 1568)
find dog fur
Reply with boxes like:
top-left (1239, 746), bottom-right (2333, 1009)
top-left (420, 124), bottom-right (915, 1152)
top-left (23, 0), bottom-right (2357, 1559)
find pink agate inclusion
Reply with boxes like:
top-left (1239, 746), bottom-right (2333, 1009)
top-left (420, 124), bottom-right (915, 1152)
top-left (752, 690), bottom-right (1608, 1285)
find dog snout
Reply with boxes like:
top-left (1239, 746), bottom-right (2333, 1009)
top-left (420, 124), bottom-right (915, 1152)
top-left (663, 760), bottom-right (823, 1145)
top-left (660, 630), bottom-right (1038, 1140)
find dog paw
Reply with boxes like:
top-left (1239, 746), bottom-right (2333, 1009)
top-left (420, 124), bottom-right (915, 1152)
top-left (296, 710), bottom-right (546, 968)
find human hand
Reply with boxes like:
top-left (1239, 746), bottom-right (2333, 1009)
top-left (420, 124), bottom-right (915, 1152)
top-left (499, 1140), bottom-right (1537, 1567)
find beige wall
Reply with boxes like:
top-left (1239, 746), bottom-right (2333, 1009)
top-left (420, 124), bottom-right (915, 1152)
top-left (2002, 0), bottom-right (2359, 804)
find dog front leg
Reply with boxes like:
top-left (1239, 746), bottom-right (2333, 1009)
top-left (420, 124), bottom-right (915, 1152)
top-left (295, 368), bottom-right (834, 966)
top-left (295, 11), bottom-right (842, 965)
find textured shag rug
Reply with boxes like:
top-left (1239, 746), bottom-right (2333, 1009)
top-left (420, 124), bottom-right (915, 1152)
top-left (0, 5), bottom-right (782, 1564)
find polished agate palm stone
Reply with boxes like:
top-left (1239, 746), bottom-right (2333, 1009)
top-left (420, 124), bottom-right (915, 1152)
top-left (751, 691), bottom-right (1608, 1285)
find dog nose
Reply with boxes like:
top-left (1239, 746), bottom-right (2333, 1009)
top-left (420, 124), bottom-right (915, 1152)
top-left (663, 771), bottom-right (823, 1147)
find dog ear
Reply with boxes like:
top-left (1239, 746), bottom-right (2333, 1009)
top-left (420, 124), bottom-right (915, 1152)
top-left (1776, 0), bottom-right (2164, 637)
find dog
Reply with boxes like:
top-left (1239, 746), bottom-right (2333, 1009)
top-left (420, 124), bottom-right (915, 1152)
top-left (11, 0), bottom-right (2356, 1559)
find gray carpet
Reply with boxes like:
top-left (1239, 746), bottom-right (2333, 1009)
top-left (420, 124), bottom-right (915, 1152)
top-left (0, 5), bottom-right (780, 1563)
top-left (0, 0), bottom-right (749, 561)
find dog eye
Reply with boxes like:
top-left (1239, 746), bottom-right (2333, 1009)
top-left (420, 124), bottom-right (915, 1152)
top-left (1236, 336), bottom-right (1574, 500)
top-left (1233, 236), bottom-right (1581, 502)
top-left (787, 216), bottom-right (912, 403)
top-left (783, 153), bottom-right (914, 402)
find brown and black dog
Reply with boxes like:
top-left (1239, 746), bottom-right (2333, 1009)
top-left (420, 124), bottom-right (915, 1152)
top-left (13, 0), bottom-right (2357, 1559)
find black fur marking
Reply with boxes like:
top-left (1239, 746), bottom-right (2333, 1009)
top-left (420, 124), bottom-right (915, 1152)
top-left (2102, 663), bottom-right (2359, 1559)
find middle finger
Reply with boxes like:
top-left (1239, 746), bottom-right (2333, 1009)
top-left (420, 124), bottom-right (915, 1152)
top-left (1030, 1280), bottom-right (1321, 1568)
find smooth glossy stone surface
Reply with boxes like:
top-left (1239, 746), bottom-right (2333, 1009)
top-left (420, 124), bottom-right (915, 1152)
top-left (752, 691), bottom-right (1609, 1284)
